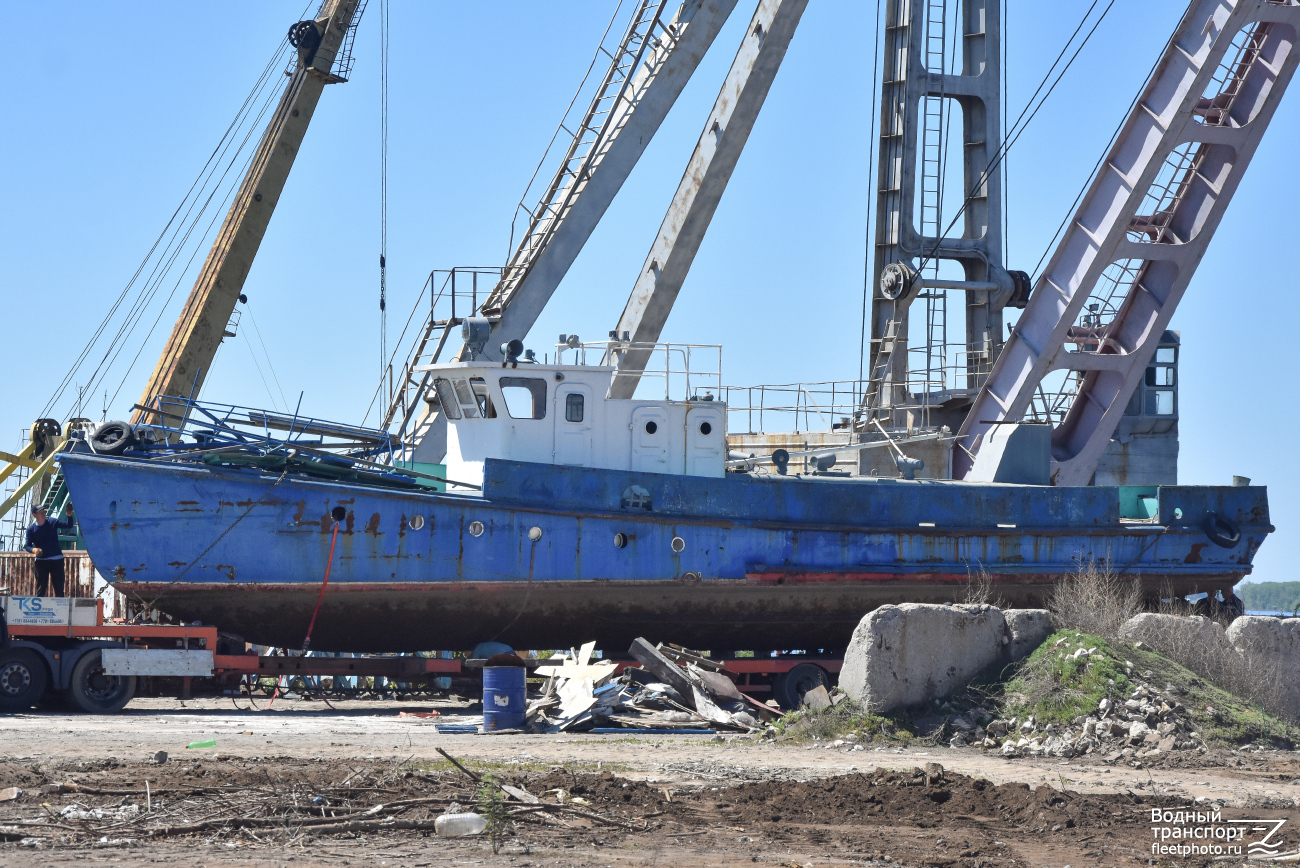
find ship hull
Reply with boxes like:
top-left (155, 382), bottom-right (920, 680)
top-left (58, 452), bottom-right (1271, 652)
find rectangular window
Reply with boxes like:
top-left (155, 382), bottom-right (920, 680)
top-left (470, 377), bottom-right (496, 418)
top-left (1155, 347), bottom-right (1176, 365)
top-left (433, 378), bottom-right (461, 419)
top-left (449, 378), bottom-right (477, 417)
top-left (1145, 366), bottom-right (1175, 387)
top-left (499, 377), bottom-right (547, 419)
top-left (1146, 389), bottom-right (1175, 416)
top-left (565, 392), bottom-right (584, 423)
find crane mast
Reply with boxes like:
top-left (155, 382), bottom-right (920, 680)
top-left (955, 0), bottom-right (1300, 484)
top-left (132, 0), bottom-right (364, 421)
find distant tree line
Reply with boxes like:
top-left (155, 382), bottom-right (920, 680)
top-left (1237, 581), bottom-right (1300, 614)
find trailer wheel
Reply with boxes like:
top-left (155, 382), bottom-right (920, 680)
top-left (773, 662), bottom-right (829, 711)
top-left (64, 649), bottom-right (136, 713)
top-left (0, 649), bottom-right (49, 713)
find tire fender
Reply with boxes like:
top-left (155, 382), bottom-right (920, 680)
top-left (1203, 512), bottom-right (1241, 549)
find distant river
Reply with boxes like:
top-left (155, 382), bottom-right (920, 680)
top-left (1246, 610), bottom-right (1298, 617)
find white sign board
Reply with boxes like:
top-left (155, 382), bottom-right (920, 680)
top-left (101, 649), bottom-right (214, 677)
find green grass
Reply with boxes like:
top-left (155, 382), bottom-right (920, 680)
top-left (1004, 630), bottom-right (1300, 748)
top-left (774, 699), bottom-right (917, 744)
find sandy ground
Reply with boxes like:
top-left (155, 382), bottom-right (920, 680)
top-left (2, 696), bottom-right (1298, 867)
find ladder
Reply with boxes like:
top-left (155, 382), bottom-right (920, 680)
top-left (917, 0), bottom-right (949, 398)
top-left (480, 1), bottom-right (675, 319)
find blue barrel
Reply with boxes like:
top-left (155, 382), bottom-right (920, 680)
top-left (482, 665), bottom-right (527, 731)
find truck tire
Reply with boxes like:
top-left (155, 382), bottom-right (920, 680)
top-left (773, 662), bottom-right (829, 710)
top-left (64, 649), bottom-right (136, 713)
top-left (0, 649), bottom-right (49, 713)
top-left (89, 421), bottom-right (136, 455)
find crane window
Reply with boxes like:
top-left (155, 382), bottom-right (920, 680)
top-left (1147, 390), bottom-right (1175, 416)
top-left (500, 377), bottom-right (547, 419)
top-left (565, 393), bottom-right (584, 423)
top-left (433, 379), bottom-right (461, 420)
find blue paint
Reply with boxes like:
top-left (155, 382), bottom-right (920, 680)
top-left (53, 450), bottom-right (1272, 651)
top-left (482, 666), bottom-right (526, 731)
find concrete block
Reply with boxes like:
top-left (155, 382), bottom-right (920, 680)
top-left (839, 603), bottom-right (1006, 713)
top-left (1118, 613), bottom-right (1232, 658)
top-left (1003, 609), bottom-right (1053, 662)
top-left (1226, 616), bottom-right (1300, 720)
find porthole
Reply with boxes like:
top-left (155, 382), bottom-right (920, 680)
top-left (528, 526), bottom-right (543, 541)
top-left (468, 520), bottom-right (485, 537)
top-left (699, 422), bottom-right (712, 435)
top-left (1173, 508), bottom-right (1183, 520)
top-left (645, 420), bottom-right (658, 434)
top-left (409, 515), bottom-right (425, 530)
top-left (614, 532), bottom-right (628, 549)
top-left (671, 536), bottom-right (685, 553)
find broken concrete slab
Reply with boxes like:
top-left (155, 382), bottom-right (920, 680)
top-left (839, 603), bottom-right (1007, 713)
top-left (1118, 614), bottom-right (1233, 659)
top-left (1003, 609), bottom-right (1053, 662)
top-left (1226, 616), bottom-right (1300, 720)
top-left (801, 684), bottom-right (831, 711)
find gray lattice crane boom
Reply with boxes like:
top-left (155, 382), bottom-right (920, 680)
top-left (472, 0), bottom-right (737, 361)
top-left (132, 0), bottom-right (365, 422)
top-left (607, 0), bottom-right (808, 399)
top-left (955, 0), bottom-right (1300, 484)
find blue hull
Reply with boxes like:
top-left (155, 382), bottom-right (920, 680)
top-left (58, 452), bottom-right (1270, 652)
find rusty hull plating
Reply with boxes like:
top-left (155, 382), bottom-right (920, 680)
top-left (58, 453), bottom-right (1270, 652)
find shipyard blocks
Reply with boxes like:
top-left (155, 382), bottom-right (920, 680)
top-left (839, 603), bottom-right (1050, 713)
top-left (1120, 613), bottom-right (1300, 721)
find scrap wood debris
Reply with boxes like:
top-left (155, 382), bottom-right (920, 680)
top-left (524, 637), bottom-right (777, 734)
top-left (0, 753), bottom-right (648, 846)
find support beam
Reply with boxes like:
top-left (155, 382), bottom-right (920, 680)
top-left (955, 0), bottom-right (1300, 483)
top-left (607, 0), bottom-right (808, 400)
top-left (132, 0), bottom-right (363, 420)
top-left (476, 0), bottom-right (738, 360)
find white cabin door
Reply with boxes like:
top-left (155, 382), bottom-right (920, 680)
top-left (630, 406), bottom-right (670, 473)
top-left (685, 405), bottom-right (725, 477)
top-left (554, 383), bottom-right (593, 466)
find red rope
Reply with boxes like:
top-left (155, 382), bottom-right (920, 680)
top-left (302, 522), bottom-right (341, 652)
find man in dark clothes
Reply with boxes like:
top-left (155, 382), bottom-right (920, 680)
top-left (24, 504), bottom-right (75, 597)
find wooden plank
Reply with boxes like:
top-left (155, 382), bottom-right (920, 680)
top-left (627, 637), bottom-right (694, 699)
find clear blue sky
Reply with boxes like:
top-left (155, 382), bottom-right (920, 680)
top-left (3, 2), bottom-right (1296, 580)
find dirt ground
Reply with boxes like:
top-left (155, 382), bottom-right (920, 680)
top-left (2, 697), bottom-right (1298, 867)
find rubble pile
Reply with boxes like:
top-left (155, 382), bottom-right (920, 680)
top-left (524, 638), bottom-right (776, 734)
top-left (977, 641), bottom-right (1205, 759)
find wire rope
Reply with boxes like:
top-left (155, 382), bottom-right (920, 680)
top-left (1027, 27), bottom-right (1179, 282)
top-left (912, 0), bottom-right (1118, 278)
top-left (379, 0), bottom-right (390, 379)
top-left (42, 1), bottom-right (316, 424)
top-left (857, 0), bottom-right (885, 388)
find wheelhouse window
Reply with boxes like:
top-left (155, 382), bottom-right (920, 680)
top-left (470, 377), bottom-right (496, 418)
top-left (452, 378), bottom-right (478, 418)
top-left (433, 378), bottom-right (461, 420)
top-left (500, 377), bottom-right (547, 419)
top-left (565, 393), bottom-right (584, 423)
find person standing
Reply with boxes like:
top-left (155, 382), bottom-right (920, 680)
top-left (24, 504), bottom-right (75, 597)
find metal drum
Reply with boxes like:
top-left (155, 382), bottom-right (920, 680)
top-left (482, 664), bottom-right (526, 731)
